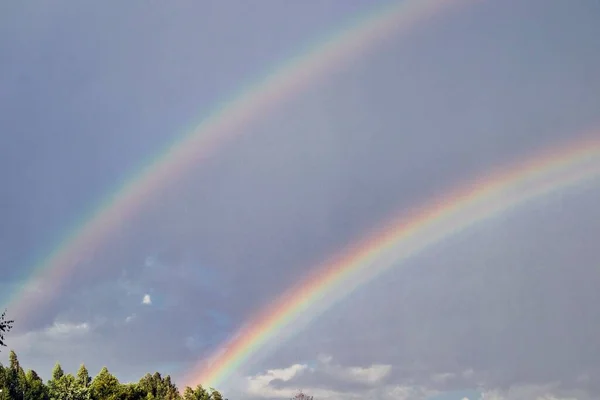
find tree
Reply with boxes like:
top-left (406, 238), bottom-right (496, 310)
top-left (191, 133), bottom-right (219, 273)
top-left (76, 364), bottom-right (91, 388)
top-left (182, 384), bottom-right (212, 400)
top-left (0, 364), bottom-right (10, 400)
top-left (25, 369), bottom-right (48, 400)
top-left (51, 363), bottom-right (64, 381)
top-left (138, 373), bottom-right (158, 398)
top-left (90, 367), bottom-right (120, 400)
top-left (47, 363), bottom-right (63, 400)
top-left (6, 350), bottom-right (26, 400)
top-left (0, 310), bottom-right (13, 350)
top-left (291, 390), bottom-right (314, 400)
top-left (137, 371), bottom-right (181, 400)
top-left (209, 387), bottom-right (225, 400)
top-left (161, 375), bottom-right (181, 400)
top-left (48, 373), bottom-right (89, 400)
top-left (8, 351), bottom-right (19, 372)
top-left (0, 349), bottom-right (226, 400)
top-left (117, 383), bottom-right (144, 400)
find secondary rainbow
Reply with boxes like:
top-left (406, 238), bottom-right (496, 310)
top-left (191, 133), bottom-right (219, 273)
top-left (181, 133), bottom-right (600, 389)
top-left (4, 0), bottom-right (467, 324)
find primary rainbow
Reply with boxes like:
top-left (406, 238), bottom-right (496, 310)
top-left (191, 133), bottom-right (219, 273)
top-left (4, 0), bottom-right (467, 323)
top-left (181, 133), bottom-right (600, 389)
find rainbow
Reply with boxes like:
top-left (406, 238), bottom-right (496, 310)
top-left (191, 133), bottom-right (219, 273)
top-left (181, 133), bottom-right (600, 389)
top-left (4, 0), bottom-right (468, 324)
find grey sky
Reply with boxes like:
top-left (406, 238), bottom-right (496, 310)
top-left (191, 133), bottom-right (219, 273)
top-left (1, 1), bottom-right (600, 399)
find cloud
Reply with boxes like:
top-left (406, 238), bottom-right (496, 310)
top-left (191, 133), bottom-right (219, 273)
top-left (432, 372), bottom-right (456, 384)
top-left (8, 321), bottom-right (92, 347)
top-left (314, 355), bottom-right (391, 386)
top-left (478, 384), bottom-right (588, 400)
top-left (245, 363), bottom-right (436, 400)
top-left (243, 359), bottom-right (434, 400)
top-left (7, 320), bottom-right (92, 349)
top-left (142, 294), bottom-right (152, 305)
top-left (243, 360), bottom-right (596, 400)
top-left (0, 318), bottom-right (100, 379)
top-left (45, 321), bottom-right (90, 338)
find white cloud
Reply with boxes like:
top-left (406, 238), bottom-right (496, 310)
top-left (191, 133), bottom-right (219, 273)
top-left (479, 384), bottom-right (586, 400)
top-left (242, 360), bottom-right (595, 400)
top-left (125, 314), bottom-right (136, 323)
top-left (327, 364), bottom-right (392, 385)
top-left (9, 321), bottom-right (91, 346)
top-left (377, 385), bottom-right (437, 400)
top-left (317, 354), bottom-right (333, 364)
top-left (244, 361), bottom-right (433, 400)
top-left (45, 321), bottom-right (90, 338)
top-left (431, 372), bottom-right (455, 384)
top-left (462, 369), bottom-right (475, 379)
top-left (312, 354), bottom-right (391, 385)
top-left (2, 319), bottom-right (93, 371)
top-left (246, 364), bottom-right (315, 399)
top-left (142, 294), bottom-right (152, 305)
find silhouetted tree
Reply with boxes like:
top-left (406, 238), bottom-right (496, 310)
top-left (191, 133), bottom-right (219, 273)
top-left (0, 311), bottom-right (13, 350)
top-left (291, 390), bottom-right (314, 400)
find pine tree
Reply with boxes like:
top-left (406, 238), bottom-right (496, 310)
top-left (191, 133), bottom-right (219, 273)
top-left (210, 387), bottom-right (225, 400)
top-left (25, 370), bottom-right (48, 400)
top-left (182, 384), bottom-right (212, 400)
top-left (52, 363), bottom-right (64, 381)
top-left (0, 364), bottom-right (10, 400)
top-left (6, 351), bottom-right (25, 400)
top-left (8, 351), bottom-right (19, 372)
top-left (117, 383), bottom-right (144, 400)
top-left (0, 350), bottom-right (224, 400)
top-left (76, 364), bottom-right (91, 388)
top-left (90, 367), bottom-right (120, 400)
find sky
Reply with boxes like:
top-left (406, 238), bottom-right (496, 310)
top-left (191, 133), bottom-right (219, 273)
top-left (1, 1), bottom-right (600, 399)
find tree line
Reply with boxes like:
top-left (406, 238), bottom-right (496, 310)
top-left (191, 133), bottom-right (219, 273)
top-left (0, 311), bottom-right (315, 400)
top-left (0, 349), bottom-right (225, 400)
top-left (0, 309), bottom-right (227, 399)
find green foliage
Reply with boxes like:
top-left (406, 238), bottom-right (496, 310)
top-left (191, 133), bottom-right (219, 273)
top-left (90, 367), bottom-right (120, 400)
top-left (182, 384), bottom-right (226, 400)
top-left (137, 371), bottom-right (181, 399)
top-left (8, 351), bottom-right (19, 372)
top-left (25, 369), bottom-right (48, 400)
top-left (118, 383), bottom-right (145, 400)
top-left (76, 364), bottom-right (91, 388)
top-left (4, 350), bottom-right (26, 400)
top-left (210, 387), bottom-right (225, 400)
top-left (49, 373), bottom-right (89, 400)
top-left (0, 350), bottom-right (230, 400)
top-left (51, 363), bottom-right (64, 381)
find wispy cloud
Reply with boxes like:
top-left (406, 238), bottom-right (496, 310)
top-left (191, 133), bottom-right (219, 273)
top-left (45, 321), bottom-right (90, 338)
